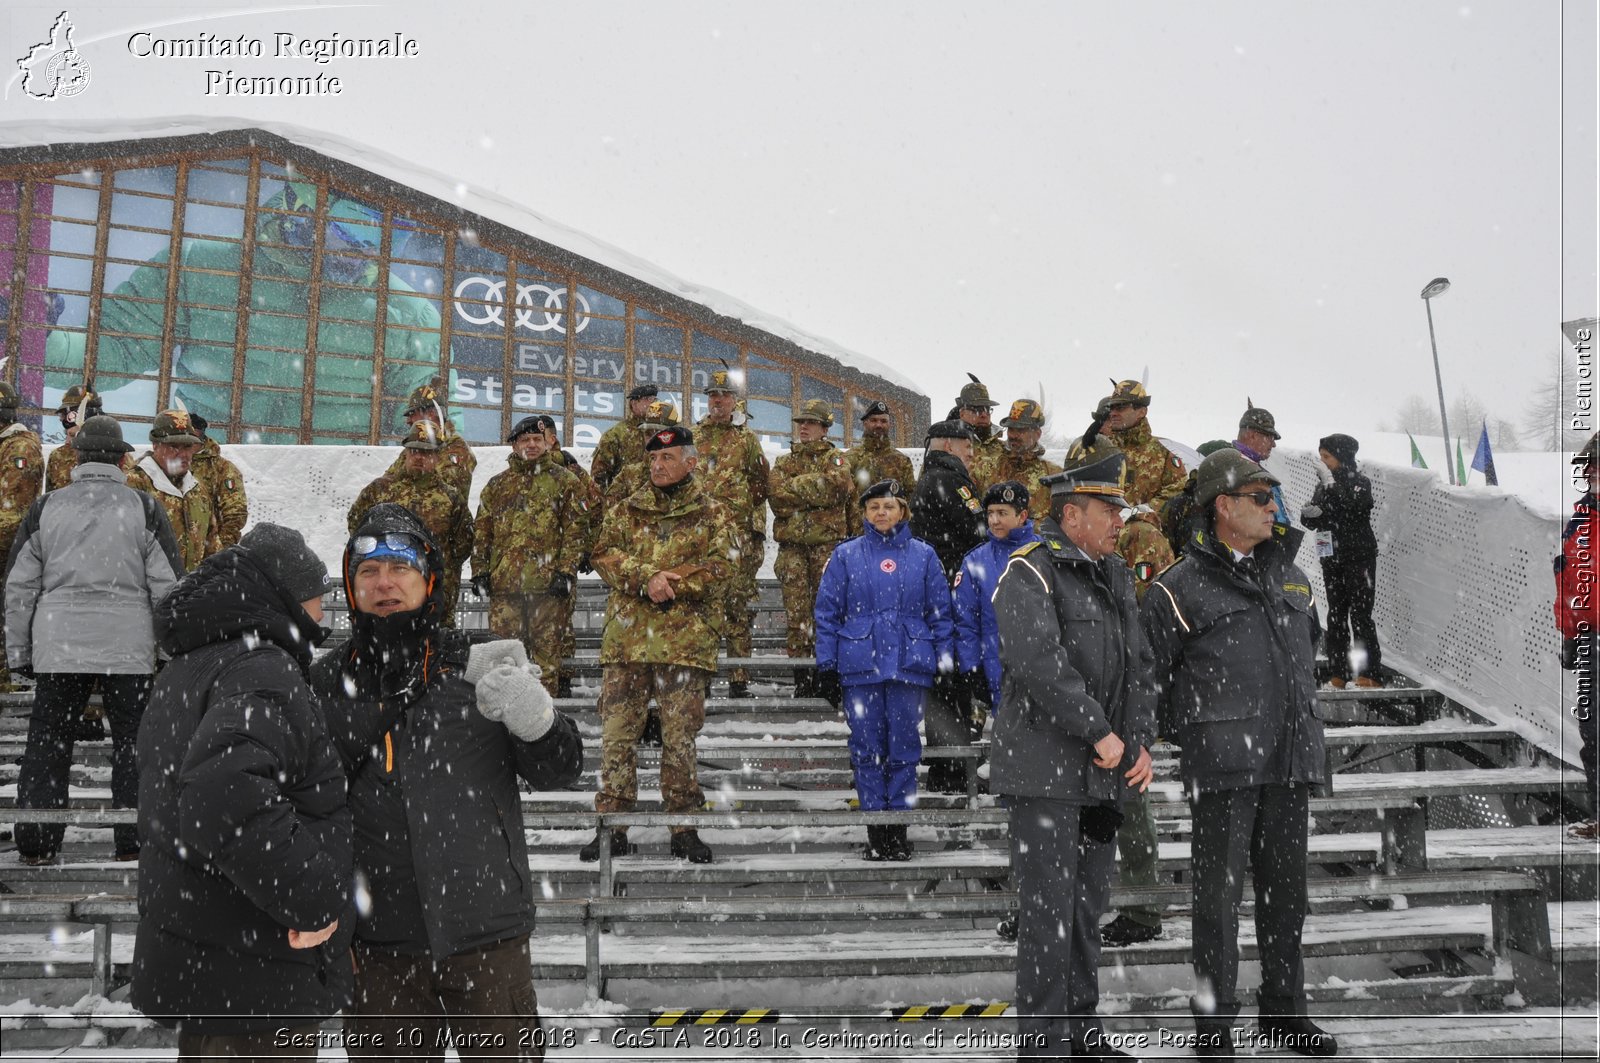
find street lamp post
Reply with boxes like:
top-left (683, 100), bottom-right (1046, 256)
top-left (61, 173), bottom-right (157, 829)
top-left (1421, 277), bottom-right (1453, 485)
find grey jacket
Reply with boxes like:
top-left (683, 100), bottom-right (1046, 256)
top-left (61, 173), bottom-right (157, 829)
top-left (990, 519), bottom-right (1156, 805)
top-left (4, 463), bottom-right (183, 674)
top-left (1141, 523), bottom-right (1326, 793)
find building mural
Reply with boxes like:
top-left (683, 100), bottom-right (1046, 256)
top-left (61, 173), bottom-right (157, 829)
top-left (0, 130), bottom-right (928, 448)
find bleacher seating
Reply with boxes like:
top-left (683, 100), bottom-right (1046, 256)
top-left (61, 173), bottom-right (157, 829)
top-left (1, 577), bottom-right (1594, 1050)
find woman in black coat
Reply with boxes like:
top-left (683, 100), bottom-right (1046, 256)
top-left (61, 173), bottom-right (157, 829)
top-left (1302, 433), bottom-right (1383, 688)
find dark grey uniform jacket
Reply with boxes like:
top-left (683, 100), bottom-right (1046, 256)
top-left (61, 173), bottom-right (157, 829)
top-left (990, 519), bottom-right (1156, 805)
top-left (1141, 523), bottom-right (1326, 793)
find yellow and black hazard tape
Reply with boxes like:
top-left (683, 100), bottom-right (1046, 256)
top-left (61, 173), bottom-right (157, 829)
top-left (650, 1008), bottom-right (779, 1026)
top-left (889, 1002), bottom-right (1011, 1021)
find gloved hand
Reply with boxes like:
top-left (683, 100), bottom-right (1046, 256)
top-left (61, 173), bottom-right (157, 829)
top-left (965, 671), bottom-right (993, 717)
top-left (576, 552), bottom-right (594, 575)
top-left (814, 668), bottom-right (844, 710)
top-left (464, 639), bottom-right (555, 741)
top-left (547, 572), bottom-right (575, 599)
top-left (1561, 636), bottom-right (1583, 671)
top-left (470, 574), bottom-right (491, 599)
top-left (1316, 462), bottom-right (1334, 486)
top-left (1300, 502), bottom-right (1323, 520)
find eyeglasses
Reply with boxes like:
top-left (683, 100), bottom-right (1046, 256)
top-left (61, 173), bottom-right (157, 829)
top-left (1227, 490), bottom-right (1275, 508)
top-left (963, 405), bottom-right (991, 414)
top-left (352, 532), bottom-right (422, 557)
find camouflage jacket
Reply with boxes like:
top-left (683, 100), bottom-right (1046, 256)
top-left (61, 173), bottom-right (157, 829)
top-left (980, 444), bottom-right (1062, 510)
top-left (591, 416), bottom-right (647, 491)
top-left (127, 454), bottom-right (221, 572)
top-left (384, 428), bottom-right (476, 499)
top-left (348, 470), bottom-right (475, 575)
top-left (46, 446), bottom-right (133, 492)
top-left (592, 477), bottom-right (736, 672)
top-left (768, 440), bottom-right (855, 547)
top-left (1110, 419), bottom-right (1187, 523)
top-left (694, 418), bottom-right (770, 533)
top-left (473, 452), bottom-right (593, 594)
top-left (192, 439), bottom-right (248, 548)
top-left (966, 428), bottom-right (1006, 489)
top-left (0, 423), bottom-right (44, 541)
top-left (843, 435), bottom-right (915, 498)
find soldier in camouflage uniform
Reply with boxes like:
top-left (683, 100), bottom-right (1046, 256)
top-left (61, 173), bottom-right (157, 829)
top-left (0, 383), bottom-right (44, 691)
top-left (590, 383), bottom-right (659, 492)
top-left (952, 376), bottom-right (1004, 488)
top-left (46, 384), bottom-right (133, 491)
top-left (695, 369), bottom-right (771, 697)
top-left (1096, 381), bottom-right (1186, 950)
top-left (188, 415), bottom-right (248, 549)
top-left (472, 414), bottom-right (592, 696)
top-left (581, 424), bottom-right (735, 865)
top-left (126, 410), bottom-right (222, 573)
top-left (985, 399), bottom-right (1063, 504)
top-left (768, 399), bottom-right (855, 696)
top-left (843, 400), bottom-right (914, 497)
top-left (544, 417), bottom-right (603, 699)
top-left (383, 378), bottom-right (476, 500)
top-left (349, 420), bottom-right (474, 626)
top-left (604, 399), bottom-right (679, 507)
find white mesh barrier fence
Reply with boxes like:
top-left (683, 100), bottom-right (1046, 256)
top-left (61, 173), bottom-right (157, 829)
top-left (77, 442), bottom-right (1578, 769)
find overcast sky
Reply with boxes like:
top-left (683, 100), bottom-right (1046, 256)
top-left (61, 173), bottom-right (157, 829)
top-left (2, 0), bottom-right (1594, 451)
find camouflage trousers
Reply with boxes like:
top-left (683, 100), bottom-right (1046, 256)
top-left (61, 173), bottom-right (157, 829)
top-left (559, 593), bottom-right (578, 686)
top-left (720, 533), bottom-right (763, 682)
top-left (488, 593), bottom-right (567, 696)
top-left (1118, 517), bottom-right (1176, 595)
top-left (594, 663), bottom-right (709, 819)
top-left (774, 542), bottom-right (839, 658)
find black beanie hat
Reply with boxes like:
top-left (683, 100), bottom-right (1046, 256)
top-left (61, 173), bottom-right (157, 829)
top-left (240, 524), bottom-right (332, 603)
top-left (1319, 433), bottom-right (1360, 467)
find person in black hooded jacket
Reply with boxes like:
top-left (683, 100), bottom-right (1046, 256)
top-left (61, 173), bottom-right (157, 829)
top-left (310, 502), bottom-right (583, 1060)
top-left (132, 523), bottom-right (350, 1057)
top-left (1301, 432), bottom-right (1382, 688)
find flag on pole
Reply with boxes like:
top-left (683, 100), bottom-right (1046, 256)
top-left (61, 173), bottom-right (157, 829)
top-left (1456, 437), bottom-right (1469, 485)
top-left (1471, 422), bottom-right (1499, 486)
top-left (1408, 433), bottom-right (1428, 469)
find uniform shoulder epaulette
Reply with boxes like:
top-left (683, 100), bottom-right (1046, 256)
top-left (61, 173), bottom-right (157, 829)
top-left (1013, 541), bottom-right (1046, 558)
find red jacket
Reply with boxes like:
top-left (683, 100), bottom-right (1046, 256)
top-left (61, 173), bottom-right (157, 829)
top-left (1555, 493), bottom-right (1599, 639)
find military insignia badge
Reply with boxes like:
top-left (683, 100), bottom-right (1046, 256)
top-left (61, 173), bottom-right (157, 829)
top-left (655, 430), bottom-right (676, 446)
top-left (1134, 561), bottom-right (1154, 582)
top-left (225, 478), bottom-right (235, 490)
top-left (13, 457), bottom-right (25, 469)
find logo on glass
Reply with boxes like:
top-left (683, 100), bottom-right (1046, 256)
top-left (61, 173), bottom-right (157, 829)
top-left (17, 11), bottom-right (92, 100)
top-left (453, 277), bottom-right (591, 335)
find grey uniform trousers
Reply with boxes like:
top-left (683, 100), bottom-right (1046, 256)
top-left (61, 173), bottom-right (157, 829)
top-left (1009, 796), bottom-right (1115, 1057)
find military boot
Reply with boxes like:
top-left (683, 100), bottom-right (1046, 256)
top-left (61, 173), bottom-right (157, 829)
top-left (726, 680), bottom-right (752, 699)
top-left (639, 712), bottom-right (663, 747)
top-left (792, 668), bottom-right (816, 699)
top-left (861, 825), bottom-right (889, 861)
top-left (557, 674), bottom-right (574, 699)
top-left (578, 828), bottom-right (632, 862)
top-left (884, 824), bottom-right (913, 861)
top-left (670, 829), bottom-right (713, 864)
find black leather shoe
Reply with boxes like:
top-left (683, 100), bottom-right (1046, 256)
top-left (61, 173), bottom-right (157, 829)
top-left (884, 824), bottom-right (913, 861)
top-left (578, 828), bottom-right (631, 862)
top-left (1100, 913), bottom-right (1162, 947)
top-left (670, 829), bottom-right (713, 863)
top-left (557, 675), bottom-right (573, 699)
top-left (1258, 1014), bottom-right (1338, 1057)
top-left (995, 916), bottom-right (1018, 941)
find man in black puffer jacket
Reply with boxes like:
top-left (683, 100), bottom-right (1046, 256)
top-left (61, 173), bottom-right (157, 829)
top-left (311, 503), bottom-right (583, 1060)
top-left (132, 523), bottom-right (350, 1057)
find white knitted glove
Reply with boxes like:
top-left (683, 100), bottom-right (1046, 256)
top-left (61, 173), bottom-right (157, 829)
top-left (464, 639), bottom-right (554, 742)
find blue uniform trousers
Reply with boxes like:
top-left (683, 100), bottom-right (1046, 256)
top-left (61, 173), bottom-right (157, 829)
top-left (842, 681), bottom-right (924, 810)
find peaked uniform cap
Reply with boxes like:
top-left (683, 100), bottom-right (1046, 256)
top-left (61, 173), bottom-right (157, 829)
top-left (1043, 451), bottom-right (1130, 508)
top-left (956, 379), bottom-right (998, 408)
top-left (150, 410), bottom-right (203, 445)
top-left (1194, 448), bottom-right (1281, 507)
top-left (999, 398), bottom-right (1045, 429)
top-left (792, 398), bottom-right (834, 426)
top-left (1239, 404), bottom-right (1281, 439)
top-left (401, 420), bottom-right (442, 451)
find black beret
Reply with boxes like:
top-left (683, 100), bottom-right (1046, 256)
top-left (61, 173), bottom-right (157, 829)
top-left (983, 480), bottom-right (1030, 510)
top-left (627, 383), bottom-right (660, 402)
top-left (508, 414), bottom-right (557, 442)
top-left (859, 478), bottom-right (907, 505)
top-left (924, 419), bottom-right (975, 441)
top-left (860, 400), bottom-right (891, 420)
top-left (645, 424), bottom-right (695, 451)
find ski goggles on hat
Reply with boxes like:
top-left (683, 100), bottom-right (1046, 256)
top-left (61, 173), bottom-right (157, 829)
top-left (351, 532), bottom-right (428, 574)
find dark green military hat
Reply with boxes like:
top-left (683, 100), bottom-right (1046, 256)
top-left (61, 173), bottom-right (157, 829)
top-left (404, 378), bottom-right (447, 417)
top-left (956, 374), bottom-right (998, 409)
top-left (1105, 379), bottom-right (1151, 408)
top-left (0, 382), bottom-right (18, 411)
top-left (1194, 448), bottom-right (1280, 507)
top-left (793, 398), bottom-right (834, 427)
top-left (150, 409), bottom-right (203, 445)
top-left (641, 399), bottom-right (680, 429)
top-left (703, 368), bottom-right (740, 396)
top-left (999, 398), bottom-right (1045, 429)
top-left (401, 420), bottom-right (442, 451)
top-left (1238, 399), bottom-right (1280, 440)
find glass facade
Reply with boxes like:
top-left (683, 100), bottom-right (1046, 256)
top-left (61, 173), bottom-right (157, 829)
top-left (0, 144), bottom-right (922, 448)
